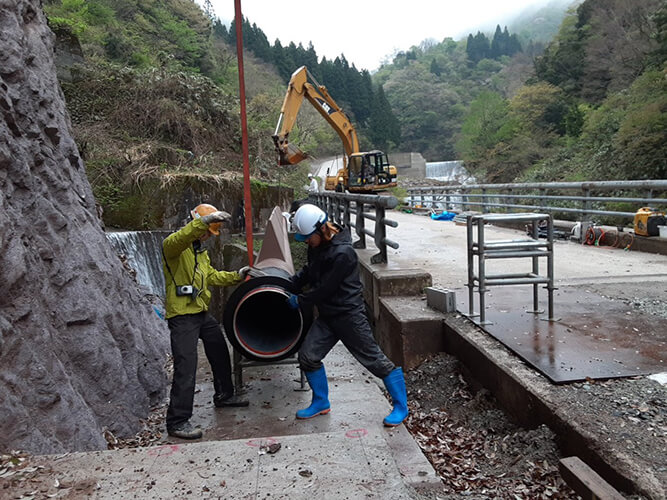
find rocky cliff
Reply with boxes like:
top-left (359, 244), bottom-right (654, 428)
top-left (0, 0), bottom-right (169, 453)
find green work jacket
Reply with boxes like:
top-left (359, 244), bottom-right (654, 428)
top-left (162, 218), bottom-right (241, 319)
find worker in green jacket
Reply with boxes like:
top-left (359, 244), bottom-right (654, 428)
top-left (163, 203), bottom-right (251, 440)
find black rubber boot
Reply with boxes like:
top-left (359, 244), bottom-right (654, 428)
top-left (167, 420), bottom-right (203, 440)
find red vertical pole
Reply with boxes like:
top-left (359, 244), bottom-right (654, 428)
top-left (234, 0), bottom-right (254, 266)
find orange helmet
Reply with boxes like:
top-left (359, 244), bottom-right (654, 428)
top-left (191, 203), bottom-right (222, 235)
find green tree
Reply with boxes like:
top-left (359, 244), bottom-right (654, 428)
top-left (457, 91), bottom-right (515, 163)
top-left (369, 85), bottom-right (401, 150)
top-left (466, 32), bottom-right (490, 63)
top-left (430, 58), bottom-right (441, 76)
top-left (509, 82), bottom-right (568, 136)
top-left (490, 25), bottom-right (505, 58)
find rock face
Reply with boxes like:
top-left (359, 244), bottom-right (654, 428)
top-left (0, 0), bottom-right (169, 453)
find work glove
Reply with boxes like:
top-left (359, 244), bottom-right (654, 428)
top-left (238, 265), bottom-right (251, 279)
top-left (286, 293), bottom-right (299, 310)
top-left (200, 211), bottom-right (231, 225)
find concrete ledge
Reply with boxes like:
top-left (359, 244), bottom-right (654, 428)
top-left (357, 255), bottom-right (432, 324)
top-left (383, 425), bottom-right (444, 492)
top-left (375, 296), bottom-right (445, 370)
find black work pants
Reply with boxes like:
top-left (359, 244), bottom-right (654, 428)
top-left (297, 307), bottom-right (395, 379)
top-left (166, 312), bottom-right (233, 429)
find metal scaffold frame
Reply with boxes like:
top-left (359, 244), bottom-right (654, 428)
top-left (466, 213), bottom-right (555, 324)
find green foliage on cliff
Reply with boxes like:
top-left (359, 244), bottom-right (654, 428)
top-left (45, 0), bottom-right (213, 72)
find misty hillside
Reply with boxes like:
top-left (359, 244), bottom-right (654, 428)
top-left (375, 0), bottom-right (665, 183)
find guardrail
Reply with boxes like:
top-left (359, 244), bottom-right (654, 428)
top-left (407, 180), bottom-right (667, 223)
top-left (308, 191), bottom-right (399, 264)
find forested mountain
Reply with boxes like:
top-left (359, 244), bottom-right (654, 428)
top-left (460, 0), bottom-right (666, 182)
top-left (44, 0), bottom-right (665, 211)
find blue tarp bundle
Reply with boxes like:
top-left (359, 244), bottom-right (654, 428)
top-left (430, 211), bottom-right (456, 221)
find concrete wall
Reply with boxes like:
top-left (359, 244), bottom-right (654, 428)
top-left (357, 249), bottom-right (438, 369)
top-left (391, 152), bottom-right (427, 180)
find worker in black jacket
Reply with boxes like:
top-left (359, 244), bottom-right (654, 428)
top-left (287, 203), bottom-right (408, 426)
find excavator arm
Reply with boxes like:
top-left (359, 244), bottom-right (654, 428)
top-left (272, 66), bottom-right (360, 166)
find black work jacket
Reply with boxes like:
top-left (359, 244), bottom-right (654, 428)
top-left (291, 225), bottom-right (364, 316)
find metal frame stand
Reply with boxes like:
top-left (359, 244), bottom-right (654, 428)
top-left (233, 349), bottom-right (307, 392)
top-left (466, 213), bottom-right (556, 324)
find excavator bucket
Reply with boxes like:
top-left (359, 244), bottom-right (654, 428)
top-left (272, 134), bottom-right (308, 165)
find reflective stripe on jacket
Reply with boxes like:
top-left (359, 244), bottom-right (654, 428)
top-left (162, 218), bottom-right (241, 319)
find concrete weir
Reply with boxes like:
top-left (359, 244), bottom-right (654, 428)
top-left (361, 247), bottom-right (665, 499)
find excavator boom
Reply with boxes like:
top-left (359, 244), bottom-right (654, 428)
top-left (273, 66), bottom-right (359, 165)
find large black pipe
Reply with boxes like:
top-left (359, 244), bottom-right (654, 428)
top-left (222, 206), bottom-right (312, 362)
top-left (222, 271), bottom-right (312, 362)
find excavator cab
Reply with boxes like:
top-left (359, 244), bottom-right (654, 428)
top-left (346, 151), bottom-right (396, 191)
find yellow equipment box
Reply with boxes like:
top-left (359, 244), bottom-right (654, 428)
top-left (634, 207), bottom-right (665, 236)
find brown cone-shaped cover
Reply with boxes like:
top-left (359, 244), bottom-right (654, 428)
top-left (254, 206), bottom-right (295, 275)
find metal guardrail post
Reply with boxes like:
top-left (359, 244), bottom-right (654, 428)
top-left (466, 215), bottom-right (477, 318)
top-left (582, 187), bottom-right (591, 224)
top-left (353, 200), bottom-right (366, 249)
top-left (507, 188), bottom-right (513, 213)
top-left (481, 188), bottom-right (488, 213)
top-left (373, 206), bottom-right (388, 264)
top-left (343, 198), bottom-right (351, 227)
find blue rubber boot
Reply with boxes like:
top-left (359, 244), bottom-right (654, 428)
top-left (296, 365), bottom-right (331, 419)
top-left (382, 367), bottom-right (409, 427)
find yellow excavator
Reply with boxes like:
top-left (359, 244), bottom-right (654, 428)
top-left (272, 66), bottom-right (397, 193)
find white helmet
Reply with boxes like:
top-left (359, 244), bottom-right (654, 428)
top-left (292, 204), bottom-right (327, 241)
top-left (307, 173), bottom-right (313, 178)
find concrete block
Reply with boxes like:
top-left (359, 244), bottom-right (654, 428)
top-left (425, 286), bottom-right (457, 313)
top-left (358, 257), bottom-right (432, 323)
top-left (374, 269), bottom-right (432, 297)
top-left (376, 296), bottom-right (445, 370)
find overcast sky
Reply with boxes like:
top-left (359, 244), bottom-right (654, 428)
top-left (207, 0), bottom-right (552, 71)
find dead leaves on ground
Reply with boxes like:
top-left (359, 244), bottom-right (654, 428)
top-left (406, 407), bottom-right (567, 498)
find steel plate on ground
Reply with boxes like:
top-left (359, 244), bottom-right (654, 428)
top-left (468, 285), bottom-right (666, 384)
